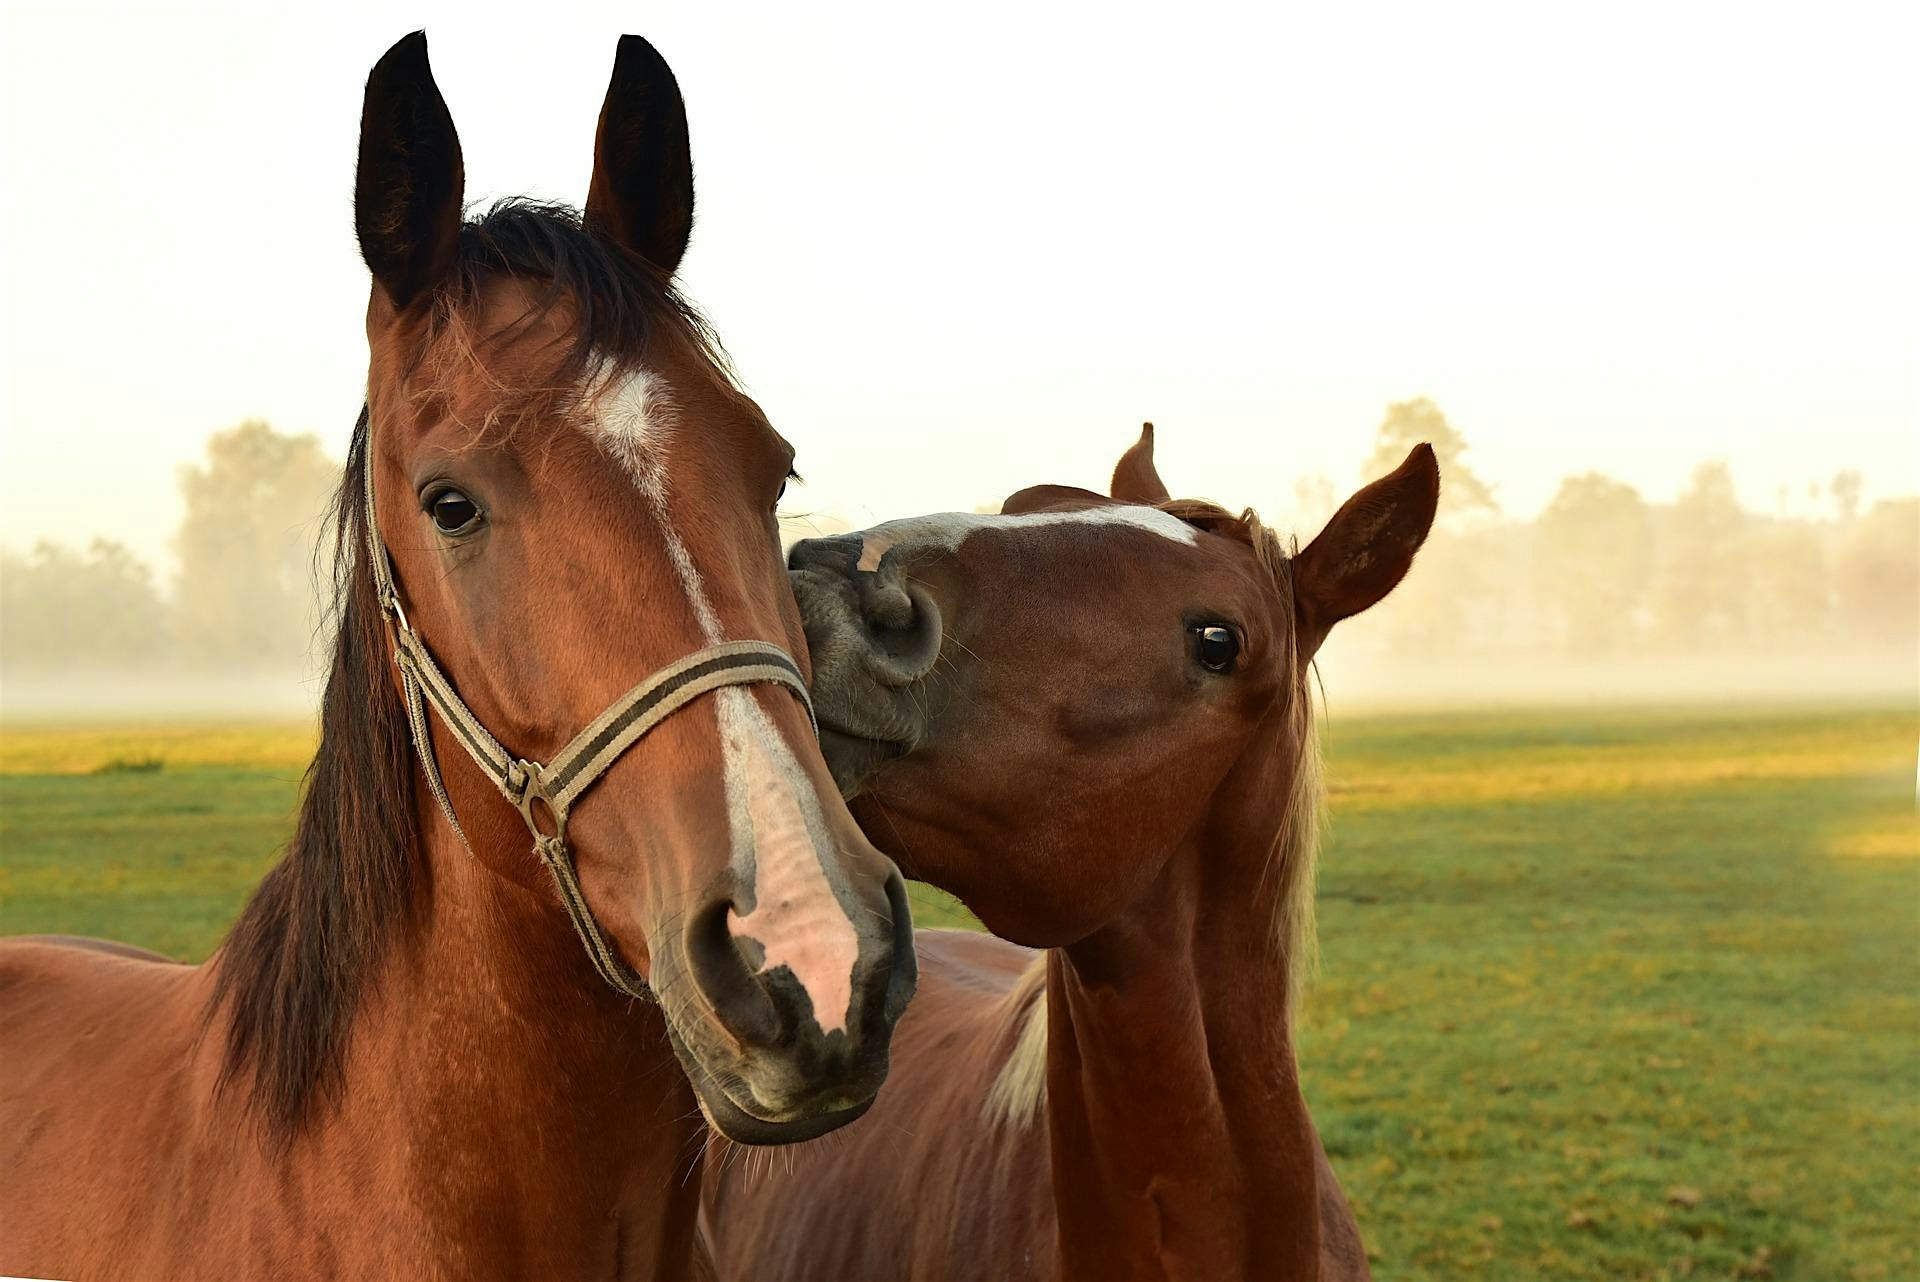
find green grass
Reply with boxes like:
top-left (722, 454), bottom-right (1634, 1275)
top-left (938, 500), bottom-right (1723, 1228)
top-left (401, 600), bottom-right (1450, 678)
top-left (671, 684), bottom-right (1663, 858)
top-left (1303, 705), bottom-right (1918, 1281)
top-left (1, 705), bottom-right (1913, 1279)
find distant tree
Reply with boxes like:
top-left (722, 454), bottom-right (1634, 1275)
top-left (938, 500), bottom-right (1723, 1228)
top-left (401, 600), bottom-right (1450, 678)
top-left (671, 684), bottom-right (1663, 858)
top-left (0, 539), bottom-right (171, 671)
top-left (1830, 469), bottom-right (1864, 523)
top-left (1650, 461), bottom-right (1750, 648)
top-left (1362, 398), bottom-right (1497, 520)
top-left (1533, 473), bottom-right (1651, 653)
top-left (1362, 520), bottom-right (1524, 656)
top-left (1744, 520), bottom-right (1831, 649)
top-left (173, 421), bottom-right (339, 671)
top-left (1836, 499), bottom-right (1919, 649)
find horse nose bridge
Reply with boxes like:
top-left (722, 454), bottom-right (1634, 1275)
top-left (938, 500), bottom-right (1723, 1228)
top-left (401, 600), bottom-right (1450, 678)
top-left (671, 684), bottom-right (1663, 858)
top-left (702, 682), bottom-right (893, 1036)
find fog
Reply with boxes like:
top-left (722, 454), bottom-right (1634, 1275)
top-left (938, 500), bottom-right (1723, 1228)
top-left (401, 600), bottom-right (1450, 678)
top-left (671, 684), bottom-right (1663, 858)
top-left (3, 411), bottom-right (1912, 721)
top-left (2, 2), bottom-right (1914, 720)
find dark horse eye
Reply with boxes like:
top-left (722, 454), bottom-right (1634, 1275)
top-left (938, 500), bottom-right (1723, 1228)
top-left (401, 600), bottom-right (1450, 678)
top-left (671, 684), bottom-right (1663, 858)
top-left (1193, 624), bottom-right (1240, 673)
top-left (428, 488), bottom-right (481, 535)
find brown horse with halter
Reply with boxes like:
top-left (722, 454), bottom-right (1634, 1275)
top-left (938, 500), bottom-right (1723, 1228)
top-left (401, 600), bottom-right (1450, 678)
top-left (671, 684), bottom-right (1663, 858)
top-left (704, 428), bottom-right (1439, 1280)
top-left (0, 33), bottom-right (914, 1280)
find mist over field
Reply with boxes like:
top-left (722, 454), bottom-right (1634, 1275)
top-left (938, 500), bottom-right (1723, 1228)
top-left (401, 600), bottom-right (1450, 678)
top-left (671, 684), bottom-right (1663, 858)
top-left (3, 403), bottom-right (1913, 720)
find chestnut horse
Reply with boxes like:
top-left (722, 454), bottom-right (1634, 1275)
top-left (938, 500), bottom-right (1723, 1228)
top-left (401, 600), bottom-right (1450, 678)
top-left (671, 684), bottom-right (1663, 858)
top-left (704, 428), bottom-right (1439, 1280)
top-left (0, 34), bottom-right (913, 1280)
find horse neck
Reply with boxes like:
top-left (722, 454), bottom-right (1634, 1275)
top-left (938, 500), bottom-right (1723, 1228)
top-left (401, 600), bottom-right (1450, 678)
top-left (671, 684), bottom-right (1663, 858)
top-left (1045, 718), bottom-right (1320, 1281)
top-left (334, 796), bottom-right (704, 1273)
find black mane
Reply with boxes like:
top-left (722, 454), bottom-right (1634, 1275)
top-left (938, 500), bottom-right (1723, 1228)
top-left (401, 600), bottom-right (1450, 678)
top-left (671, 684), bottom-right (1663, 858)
top-left (210, 411), bottom-right (417, 1140)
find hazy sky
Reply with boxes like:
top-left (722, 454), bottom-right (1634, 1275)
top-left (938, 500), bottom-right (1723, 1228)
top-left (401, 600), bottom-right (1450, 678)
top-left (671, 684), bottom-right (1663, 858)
top-left (3, 0), bottom-right (1915, 574)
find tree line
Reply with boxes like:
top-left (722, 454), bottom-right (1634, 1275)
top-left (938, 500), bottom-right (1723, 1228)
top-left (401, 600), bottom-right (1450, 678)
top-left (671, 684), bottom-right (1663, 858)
top-left (2, 422), bottom-right (337, 676)
top-left (3, 408), bottom-right (1914, 677)
top-left (1320, 399), bottom-right (1917, 661)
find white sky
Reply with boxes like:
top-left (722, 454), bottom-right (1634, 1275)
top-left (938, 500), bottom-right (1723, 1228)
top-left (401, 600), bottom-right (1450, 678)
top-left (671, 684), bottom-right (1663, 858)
top-left (3, 0), bottom-right (1916, 575)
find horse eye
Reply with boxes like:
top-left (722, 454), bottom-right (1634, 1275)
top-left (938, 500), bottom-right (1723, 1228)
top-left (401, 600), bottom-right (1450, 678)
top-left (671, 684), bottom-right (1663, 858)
top-left (1193, 624), bottom-right (1240, 673)
top-left (427, 488), bottom-right (481, 535)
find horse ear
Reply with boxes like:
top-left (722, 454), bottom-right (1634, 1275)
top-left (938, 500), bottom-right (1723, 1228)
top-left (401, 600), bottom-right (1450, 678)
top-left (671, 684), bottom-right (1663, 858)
top-left (585, 35), bottom-right (694, 276)
top-left (1294, 445), bottom-right (1439, 642)
top-left (1111, 423), bottom-right (1171, 504)
top-left (355, 32), bottom-right (465, 311)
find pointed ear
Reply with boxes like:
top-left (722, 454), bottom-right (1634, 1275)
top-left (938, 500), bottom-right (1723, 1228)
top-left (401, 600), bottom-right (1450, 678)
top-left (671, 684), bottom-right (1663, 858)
top-left (1294, 445), bottom-right (1439, 643)
top-left (585, 35), bottom-right (694, 276)
top-left (1111, 423), bottom-right (1171, 504)
top-left (355, 32), bottom-right (464, 310)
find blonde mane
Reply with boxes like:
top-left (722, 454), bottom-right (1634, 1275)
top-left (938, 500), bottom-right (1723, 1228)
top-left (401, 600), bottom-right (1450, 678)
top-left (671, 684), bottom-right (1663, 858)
top-left (983, 500), bottom-right (1327, 1130)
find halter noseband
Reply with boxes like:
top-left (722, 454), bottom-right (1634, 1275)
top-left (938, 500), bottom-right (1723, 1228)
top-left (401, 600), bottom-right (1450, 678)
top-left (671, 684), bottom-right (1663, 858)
top-left (362, 450), bottom-right (815, 1002)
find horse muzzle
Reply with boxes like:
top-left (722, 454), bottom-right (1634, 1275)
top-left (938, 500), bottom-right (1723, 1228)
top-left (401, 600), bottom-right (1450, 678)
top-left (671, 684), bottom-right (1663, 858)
top-left (788, 535), bottom-right (946, 797)
top-left (661, 867), bottom-right (916, 1143)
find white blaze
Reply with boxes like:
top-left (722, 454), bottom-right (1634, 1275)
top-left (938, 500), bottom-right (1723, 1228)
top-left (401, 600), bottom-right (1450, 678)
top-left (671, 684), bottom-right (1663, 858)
top-left (854, 504), bottom-right (1198, 571)
top-left (715, 688), bottom-right (859, 1034)
top-left (591, 368), bottom-right (861, 1034)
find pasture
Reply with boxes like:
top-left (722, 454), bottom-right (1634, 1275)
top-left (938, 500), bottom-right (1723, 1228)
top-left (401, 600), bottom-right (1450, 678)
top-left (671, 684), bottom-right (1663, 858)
top-left (1, 704), bottom-right (1913, 1280)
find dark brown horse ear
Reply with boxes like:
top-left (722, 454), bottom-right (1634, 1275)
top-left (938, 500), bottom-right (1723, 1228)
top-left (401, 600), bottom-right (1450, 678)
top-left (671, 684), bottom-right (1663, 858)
top-left (1294, 444), bottom-right (1439, 641)
top-left (585, 35), bottom-right (694, 276)
top-left (1110, 423), bottom-right (1171, 504)
top-left (355, 32), bottom-right (465, 310)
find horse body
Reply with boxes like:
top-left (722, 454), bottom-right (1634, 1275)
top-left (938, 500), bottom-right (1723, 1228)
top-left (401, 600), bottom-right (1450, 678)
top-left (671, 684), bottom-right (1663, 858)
top-left (707, 927), bottom-right (1373, 1281)
top-left (1, 32), bottom-right (913, 1279)
top-left (707, 774), bottom-right (1328, 1281)
top-left (708, 428), bottom-right (1438, 1279)
top-left (1, 829), bottom-right (708, 1280)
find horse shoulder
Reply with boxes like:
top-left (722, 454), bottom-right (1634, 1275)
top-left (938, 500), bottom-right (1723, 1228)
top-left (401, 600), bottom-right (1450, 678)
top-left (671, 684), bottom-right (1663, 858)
top-left (0, 939), bottom-right (246, 1278)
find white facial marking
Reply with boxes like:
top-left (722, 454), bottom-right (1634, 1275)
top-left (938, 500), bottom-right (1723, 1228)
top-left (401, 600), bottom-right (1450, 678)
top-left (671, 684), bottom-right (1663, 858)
top-left (855, 534), bottom-right (894, 573)
top-left (592, 370), bottom-right (725, 640)
top-left (718, 688), bottom-right (860, 1035)
top-left (590, 368), bottom-right (861, 1034)
top-left (855, 504), bottom-right (1198, 571)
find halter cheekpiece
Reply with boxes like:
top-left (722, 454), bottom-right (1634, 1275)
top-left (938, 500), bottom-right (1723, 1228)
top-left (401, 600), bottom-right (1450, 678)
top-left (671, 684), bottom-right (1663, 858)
top-left (362, 445), bottom-right (815, 1002)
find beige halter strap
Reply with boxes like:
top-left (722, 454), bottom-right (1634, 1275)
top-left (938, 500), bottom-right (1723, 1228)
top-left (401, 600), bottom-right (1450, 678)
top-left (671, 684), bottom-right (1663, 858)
top-left (362, 450), bottom-right (815, 1001)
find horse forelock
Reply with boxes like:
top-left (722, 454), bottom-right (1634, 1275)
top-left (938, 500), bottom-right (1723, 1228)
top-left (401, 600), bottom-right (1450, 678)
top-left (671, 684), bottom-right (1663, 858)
top-left (382, 198), bottom-right (739, 451)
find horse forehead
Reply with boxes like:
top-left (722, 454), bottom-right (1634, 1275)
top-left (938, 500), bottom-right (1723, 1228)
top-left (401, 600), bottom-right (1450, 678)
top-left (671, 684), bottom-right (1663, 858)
top-left (853, 506), bottom-right (1197, 572)
top-left (591, 366), bottom-right (679, 452)
top-left (584, 362), bottom-right (774, 469)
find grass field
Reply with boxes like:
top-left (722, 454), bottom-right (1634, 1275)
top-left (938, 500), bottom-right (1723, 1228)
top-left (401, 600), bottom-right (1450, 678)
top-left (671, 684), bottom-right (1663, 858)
top-left (2, 704), bottom-right (1914, 1280)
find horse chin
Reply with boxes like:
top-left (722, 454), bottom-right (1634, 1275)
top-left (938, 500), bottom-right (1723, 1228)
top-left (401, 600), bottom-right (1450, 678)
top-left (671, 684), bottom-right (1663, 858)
top-left (818, 725), bottom-right (910, 799)
top-left (696, 1075), bottom-right (877, 1146)
top-left (664, 1022), bottom-right (879, 1146)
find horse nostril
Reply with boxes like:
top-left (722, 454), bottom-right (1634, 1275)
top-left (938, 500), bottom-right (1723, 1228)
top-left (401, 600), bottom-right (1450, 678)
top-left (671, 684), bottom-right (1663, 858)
top-left (856, 579), bottom-right (943, 686)
top-left (881, 871), bottom-right (918, 1026)
top-left (684, 896), bottom-right (781, 1049)
top-left (862, 581), bottom-right (917, 632)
